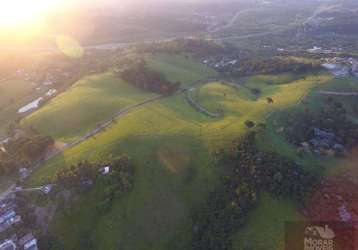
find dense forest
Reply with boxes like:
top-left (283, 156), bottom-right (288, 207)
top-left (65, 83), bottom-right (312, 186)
top-left (230, 58), bottom-right (322, 77)
top-left (191, 132), bottom-right (318, 250)
top-left (0, 128), bottom-right (54, 176)
top-left (139, 39), bottom-right (227, 57)
top-left (119, 61), bottom-right (181, 95)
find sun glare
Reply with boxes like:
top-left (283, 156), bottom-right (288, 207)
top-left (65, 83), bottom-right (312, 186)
top-left (0, 0), bottom-right (58, 28)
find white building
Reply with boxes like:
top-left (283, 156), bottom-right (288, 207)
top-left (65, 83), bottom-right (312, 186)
top-left (19, 233), bottom-right (38, 250)
top-left (0, 239), bottom-right (16, 250)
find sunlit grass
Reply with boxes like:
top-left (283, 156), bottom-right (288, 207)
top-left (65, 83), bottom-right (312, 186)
top-left (22, 72), bottom-right (157, 142)
top-left (25, 70), bottom-right (330, 250)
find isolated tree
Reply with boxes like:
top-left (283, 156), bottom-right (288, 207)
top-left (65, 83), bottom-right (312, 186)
top-left (266, 97), bottom-right (274, 104)
top-left (244, 120), bottom-right (255, 129)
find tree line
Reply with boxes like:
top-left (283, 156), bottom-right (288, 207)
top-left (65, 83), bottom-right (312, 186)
top-left (137, 38), bottom-right (227, 58)
top-left (226, 58), bottom-right (322, 77)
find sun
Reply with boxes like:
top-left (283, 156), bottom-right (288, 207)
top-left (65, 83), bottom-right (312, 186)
top-left (0, 0), bottom-right (58, 28)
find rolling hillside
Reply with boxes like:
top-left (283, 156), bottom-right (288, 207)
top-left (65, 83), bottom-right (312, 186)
top-left (26, 67), bottom-right (331, 250)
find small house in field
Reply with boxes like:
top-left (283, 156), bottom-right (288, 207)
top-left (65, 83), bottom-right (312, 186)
top-left (99, 165), bottom-right (111, 175)
top-left (41, 185), bottom-right (53, 194)
top-left (19, 168), bottom-right (30, 180)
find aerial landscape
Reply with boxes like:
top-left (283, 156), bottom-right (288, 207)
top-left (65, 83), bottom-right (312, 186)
top-left (0, 0), bottom-right (358, 249)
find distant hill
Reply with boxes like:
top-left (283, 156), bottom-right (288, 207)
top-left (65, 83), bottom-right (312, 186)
top-left (304, 0), bottom-right (358, 35)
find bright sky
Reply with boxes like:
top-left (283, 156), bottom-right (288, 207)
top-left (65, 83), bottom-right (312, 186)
top-left (0, 0), bottom-right (202, 29)
top-left (0, 0), bottom-right (60, 28)
top-left (0, 0), bottom-right (205, 46)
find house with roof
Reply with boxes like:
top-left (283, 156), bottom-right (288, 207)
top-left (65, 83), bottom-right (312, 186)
top-left (0, 239), bottom-right (16, 250)
top-left (0, 206), bottom-right (22, 232)
top-left (18, 233), bottom-right (38, 250)
top-left (0, 200), bottom-right (16, 215)
top-left (0, 210), bottom-right (16, 224)
top-left (19, 168), bottom-right (30, 180)
top-left (99, 166), bottom-right (111, 175)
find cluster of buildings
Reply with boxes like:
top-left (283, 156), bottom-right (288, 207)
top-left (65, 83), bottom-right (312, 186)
top-left (201, 55), bottom-right (241, 72)
top-left (0, 232), bottom-right (38, 250)
top-left (0, 195), bottom-right (39, 250)
top-left (16, 68), bottom-right (71, 87)
top-left (307, 46), bottom-right (335, 54)
top-left (300, 128), bottom-right (345, 157)
top-left (0, 171), bottom-right (54, 250)
top-left (0, 196), bottom-right (21, 233)
top-left (322, 57), bottom-right (358, 78)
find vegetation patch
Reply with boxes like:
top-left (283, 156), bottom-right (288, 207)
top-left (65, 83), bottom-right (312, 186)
top-left (142, 39), bottom-right (227, 58)
top-left (0, 128), bottom-right (54, 177)
top-left (36, 155), bottom-right (134, 249)
top-left (232, 58), bottom-right (322, 77)
top-left (119, 60), bottom-right (181, 95)
top-left (284, 99), bottom-right (358, 157)
top-left (191, 132), bottom-right (317, 250)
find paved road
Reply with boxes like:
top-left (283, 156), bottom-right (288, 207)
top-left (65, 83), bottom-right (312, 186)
top-left (318, 91), bottom-right (358, 96)
top-left (0, 31), bottom-right (274, 52)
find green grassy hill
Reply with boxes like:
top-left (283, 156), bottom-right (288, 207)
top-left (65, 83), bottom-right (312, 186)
top-left (22, 73), bottom-right (158, 142)
top-left (146, 54), bottom-right (216, 86)
top-left (25, 67), bottom-right (332, 250)
top-left (232, 193), bottom-right (305, 250)
top-left (23, 54), bottom-right (216, 143)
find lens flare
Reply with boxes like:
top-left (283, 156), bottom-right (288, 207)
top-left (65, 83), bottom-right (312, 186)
top-left (56, 35), bottom-right (84, 58)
